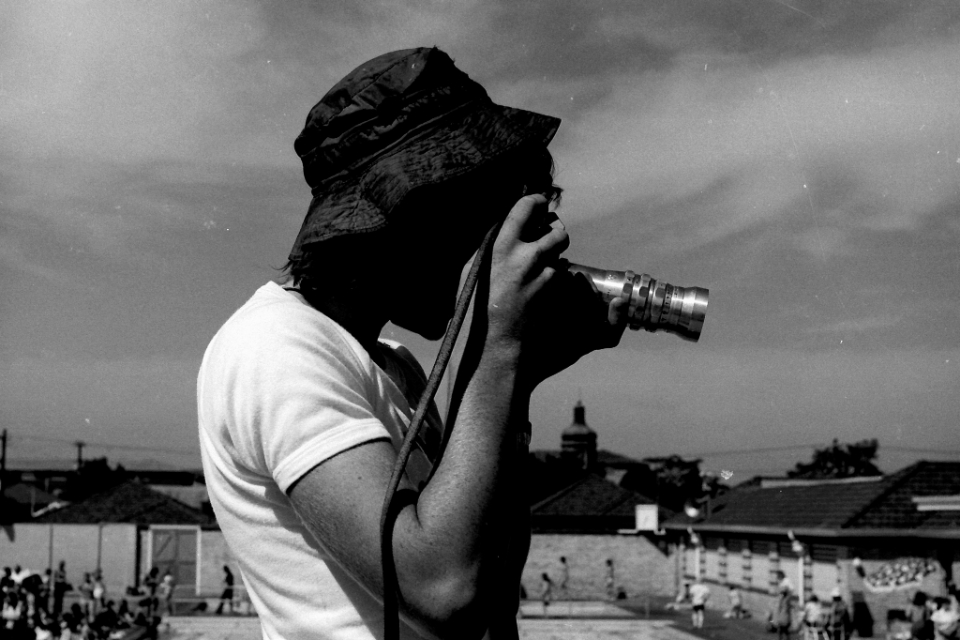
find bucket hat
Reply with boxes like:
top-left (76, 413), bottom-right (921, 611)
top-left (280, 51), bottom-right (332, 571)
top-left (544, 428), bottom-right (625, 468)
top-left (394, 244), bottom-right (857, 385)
top-left (289, 47), bottom-right (561, 260)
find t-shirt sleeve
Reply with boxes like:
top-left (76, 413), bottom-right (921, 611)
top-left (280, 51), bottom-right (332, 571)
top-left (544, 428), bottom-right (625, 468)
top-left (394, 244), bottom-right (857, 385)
top-left (221, 303), bottom-right (391, 493)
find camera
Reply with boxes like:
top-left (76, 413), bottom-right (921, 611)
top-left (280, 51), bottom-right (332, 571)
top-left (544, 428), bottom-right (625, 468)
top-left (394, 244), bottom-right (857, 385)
top-left (564, 261), bottom-right (709, 341)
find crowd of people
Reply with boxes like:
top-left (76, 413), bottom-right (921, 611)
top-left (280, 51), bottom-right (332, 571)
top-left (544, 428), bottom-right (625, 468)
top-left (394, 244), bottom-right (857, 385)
top-left (1, 562), bottom-right (177, 640)
top-left (865, 558), bottom-right (939, 592)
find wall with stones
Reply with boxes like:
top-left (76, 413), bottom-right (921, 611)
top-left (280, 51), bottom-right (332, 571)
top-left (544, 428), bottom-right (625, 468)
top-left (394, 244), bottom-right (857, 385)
top-left (522, 533), bottom-right (677, 601)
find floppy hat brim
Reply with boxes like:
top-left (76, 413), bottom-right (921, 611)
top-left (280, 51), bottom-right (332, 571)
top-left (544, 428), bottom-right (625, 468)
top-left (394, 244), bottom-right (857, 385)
top-left (288, 102), bottom-right (560, 260)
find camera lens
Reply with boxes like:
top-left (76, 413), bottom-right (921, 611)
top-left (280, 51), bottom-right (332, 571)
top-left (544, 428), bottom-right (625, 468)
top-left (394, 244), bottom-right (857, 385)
top-left (566, 262), bottom-right (709, 342)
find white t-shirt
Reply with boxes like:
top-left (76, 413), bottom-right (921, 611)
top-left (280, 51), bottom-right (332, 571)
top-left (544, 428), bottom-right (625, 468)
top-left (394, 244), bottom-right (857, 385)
top-left (198, 282), bottom-right (444, 640)
top-left (690, 583), bottom-right (710, 606)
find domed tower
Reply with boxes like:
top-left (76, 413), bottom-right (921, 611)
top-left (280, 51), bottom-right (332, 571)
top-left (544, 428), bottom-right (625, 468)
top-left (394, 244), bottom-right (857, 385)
top-left (561, 400), bottom-right (597, 470)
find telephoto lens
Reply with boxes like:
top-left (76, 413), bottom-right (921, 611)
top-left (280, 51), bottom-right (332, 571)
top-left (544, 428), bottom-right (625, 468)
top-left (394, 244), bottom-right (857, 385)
top-left (564, 261), bottom-right (709, 342)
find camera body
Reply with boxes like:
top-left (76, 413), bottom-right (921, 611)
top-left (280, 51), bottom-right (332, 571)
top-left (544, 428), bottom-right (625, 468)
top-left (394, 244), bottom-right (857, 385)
top-left (564, 261), bottom-right (709, 342)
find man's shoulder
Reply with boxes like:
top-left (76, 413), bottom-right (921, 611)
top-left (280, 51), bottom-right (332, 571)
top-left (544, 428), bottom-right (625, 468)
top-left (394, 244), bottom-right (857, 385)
top-left (212, 283), bottom-right (360, 358)
top-left (223, 282), bottom-right (314, 331)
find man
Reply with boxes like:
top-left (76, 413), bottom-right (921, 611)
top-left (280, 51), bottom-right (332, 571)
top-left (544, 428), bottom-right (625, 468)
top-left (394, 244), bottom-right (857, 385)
top-left (52, 561), bottom-right (69, 619)
top-left (826, 588), bottom-right (851, 640)
top-left (775, 583), bottom-right (795, 640)
top-left (689, 578), bottom-right (710, 629)
top-left (216, 566), bottom-right (234, 615)
top-left (558, 557), bottom-right (569, 594)
top-left (726, 584), bottom-right (743, 620)
top-left (158, 572), bottom-right (175, 619)
top-left (78, 573), bottom-right (94, 622)
top-left (198, 47), bottom-right (626, 640)
top-left (931, 597), bottom-right (959, 640)
top-left (604, 559), bottom-right (616, 600)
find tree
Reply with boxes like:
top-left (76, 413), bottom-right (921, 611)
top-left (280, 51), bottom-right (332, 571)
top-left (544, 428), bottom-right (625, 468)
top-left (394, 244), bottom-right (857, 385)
top-left (61, 457), bottom-right (128, 501)
top-left (621, 455), bottom-right (727, 513)
top-left (788, 438), bottom-right (881, 479)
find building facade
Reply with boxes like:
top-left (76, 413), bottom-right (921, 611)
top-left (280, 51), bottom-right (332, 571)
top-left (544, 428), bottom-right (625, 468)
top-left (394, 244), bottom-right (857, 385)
top-left (664, 462), bottom-right (960, 636)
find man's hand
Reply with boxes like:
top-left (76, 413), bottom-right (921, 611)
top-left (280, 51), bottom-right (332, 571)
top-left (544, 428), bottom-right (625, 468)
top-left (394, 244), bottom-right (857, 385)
top-left (486, 194), bottom-right (628, 390)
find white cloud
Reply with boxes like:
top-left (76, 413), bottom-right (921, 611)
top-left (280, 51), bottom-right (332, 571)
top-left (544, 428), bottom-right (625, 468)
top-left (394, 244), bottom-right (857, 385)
top-left (529, 40), bottom-right (960, 261)
top-left (0, 1), bottom-right (269, 163)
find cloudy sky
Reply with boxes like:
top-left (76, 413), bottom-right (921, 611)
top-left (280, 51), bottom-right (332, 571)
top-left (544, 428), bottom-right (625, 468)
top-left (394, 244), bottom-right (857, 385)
top-left (2, 0), bottom-right (958, 482)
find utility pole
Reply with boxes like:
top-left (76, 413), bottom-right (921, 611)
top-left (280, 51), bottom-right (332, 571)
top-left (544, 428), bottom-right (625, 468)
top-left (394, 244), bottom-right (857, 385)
top-left (1, 428), bottom-right (7, 492)
top-left (75, 440), bottom-right (85, 470)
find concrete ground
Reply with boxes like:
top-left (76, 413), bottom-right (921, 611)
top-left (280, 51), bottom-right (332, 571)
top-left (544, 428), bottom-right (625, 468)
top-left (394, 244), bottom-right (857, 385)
top-left (162, 600), bottom-right (776, 640)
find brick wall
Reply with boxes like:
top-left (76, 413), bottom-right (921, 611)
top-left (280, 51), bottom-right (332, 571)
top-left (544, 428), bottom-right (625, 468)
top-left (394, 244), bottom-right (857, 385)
top-left (522, 533), bottom-right (676, 600)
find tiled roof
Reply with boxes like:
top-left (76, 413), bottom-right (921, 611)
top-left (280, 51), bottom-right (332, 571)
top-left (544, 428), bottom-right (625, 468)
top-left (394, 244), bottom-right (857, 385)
top-left (665, 461), bottom-right (960, 534)
top-left (32, 481), bottom-right (214, 526)
top-left (530, 474), bottom-right (654, 533)
top-left (846, 461), bottom-right (960, 530)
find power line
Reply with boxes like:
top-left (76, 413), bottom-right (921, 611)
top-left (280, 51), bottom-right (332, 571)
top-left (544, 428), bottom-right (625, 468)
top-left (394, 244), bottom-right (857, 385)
top-left (645, 443), bottom-right (960, 460)
top-left (654, 443), bottom-right (822, 458)
top-left (9, 433), bottom-right (198, 456)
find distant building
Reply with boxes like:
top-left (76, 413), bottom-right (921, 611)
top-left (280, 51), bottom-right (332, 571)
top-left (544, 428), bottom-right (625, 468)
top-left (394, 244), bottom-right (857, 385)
top-left (522, 402), bottom-right (679, 600)
top-left (560, 400), bottom-right (597, 470)
top-left (663, 460), bottom-right (960, 637)
top-left (1, 481), bottom-right (239, 608)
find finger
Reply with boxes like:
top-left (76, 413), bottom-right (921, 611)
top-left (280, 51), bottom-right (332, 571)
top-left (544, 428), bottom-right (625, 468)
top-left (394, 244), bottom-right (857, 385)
top-left (604, 297), bottom-right (629, 347)
top-left (528, 264), bottom-right (557, 293)
top-left (497, 194), bottom-right (548, 247)
top-left (531, 226), bottom-right (570, 262)
top-left (607, 296), bottom-right (629, 327)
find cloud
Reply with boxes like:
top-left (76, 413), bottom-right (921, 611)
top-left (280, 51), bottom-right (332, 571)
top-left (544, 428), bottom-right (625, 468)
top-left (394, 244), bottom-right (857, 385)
top-left (0, 0), bottom-right (508, 168)
top-left (0, 1), bottom-right (274, 163)
top-left (523, 38), bottom-right (960, 263)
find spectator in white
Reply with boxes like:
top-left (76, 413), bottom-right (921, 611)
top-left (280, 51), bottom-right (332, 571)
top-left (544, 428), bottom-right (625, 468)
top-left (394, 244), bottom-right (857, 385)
top-left (558, 557), bottom-right (569, 593)
top-left (78, 573), bottom-right (94, 622)
top-left (159, 572), bottom-right (176, 618)
top-left (802, 594), bottom-right (823, 640)
top-left (776, 570), bottom-right (794, 596)
top-left (2, 591), bottom-right (23, 635)
top-left (92, 570), bottom-right (106, 617)
top-left (35, 610), bottom-right (57, 640)
top-left (11, 565), bottom-right (31, 586)
top-left (690, 578), bottom-right (710, 629)
top-left (931, 597), bottom-right (959, 640)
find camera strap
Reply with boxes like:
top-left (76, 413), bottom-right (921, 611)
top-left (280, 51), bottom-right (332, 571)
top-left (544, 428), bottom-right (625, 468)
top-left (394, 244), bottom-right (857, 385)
top-left (380, 220), bottom-right (502, 640)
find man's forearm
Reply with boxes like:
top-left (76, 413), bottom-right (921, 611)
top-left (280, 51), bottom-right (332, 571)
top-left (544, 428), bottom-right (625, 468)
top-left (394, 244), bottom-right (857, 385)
top-left (413, 341), bottom-right (528, 568)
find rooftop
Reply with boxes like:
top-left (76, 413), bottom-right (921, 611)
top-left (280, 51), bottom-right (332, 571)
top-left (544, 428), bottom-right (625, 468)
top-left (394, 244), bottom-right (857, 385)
top-left (32, 480), bottom-right (214, 526)
top-left (665, 460), bottom-right (960, 537)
